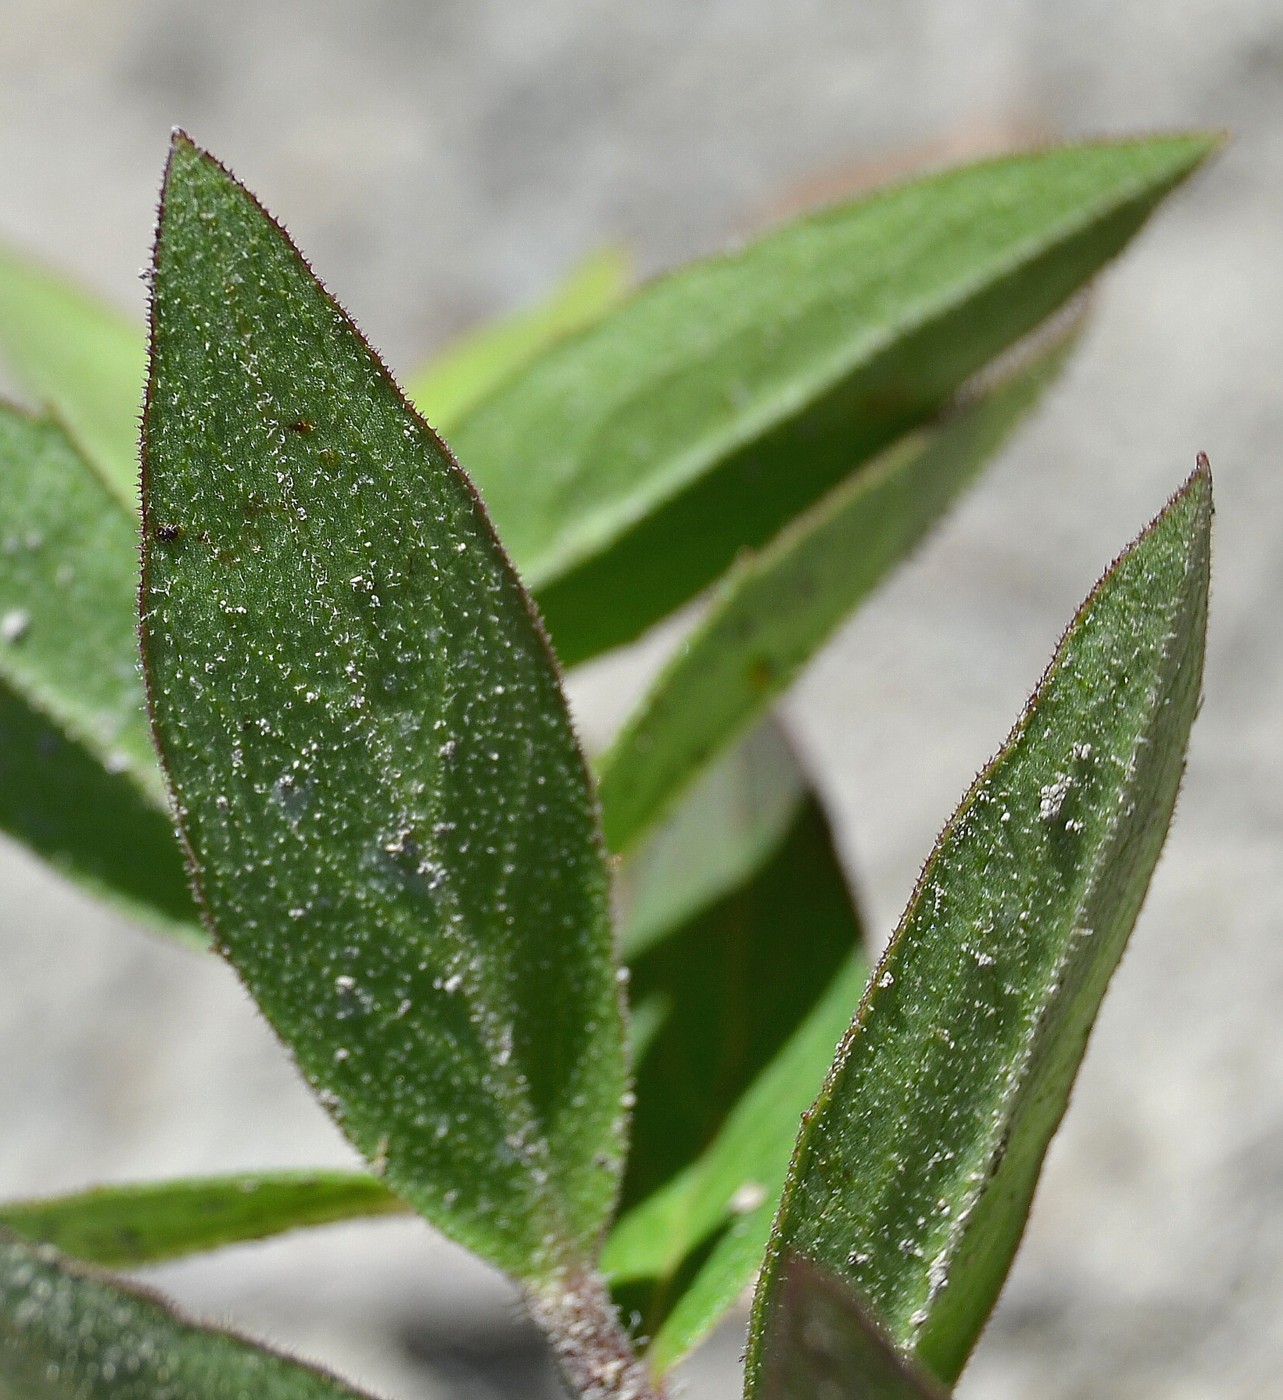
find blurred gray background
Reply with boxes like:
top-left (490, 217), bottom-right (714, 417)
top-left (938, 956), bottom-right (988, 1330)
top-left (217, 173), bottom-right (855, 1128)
top-left (0, 3), bottom-right (1280, 1398)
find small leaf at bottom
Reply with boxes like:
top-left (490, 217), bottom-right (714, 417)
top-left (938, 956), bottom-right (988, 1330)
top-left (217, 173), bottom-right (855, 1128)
top-left (0, 1230), bottom-right (377, 1400)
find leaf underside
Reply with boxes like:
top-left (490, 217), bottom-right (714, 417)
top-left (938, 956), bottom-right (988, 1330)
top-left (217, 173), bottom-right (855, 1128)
top-left (746, 462), bottom-right (1212, 1391)
top-left (759, 1252), bottom-right (948, 1400)
top-left (140, 133), bottom-right (626, 1284)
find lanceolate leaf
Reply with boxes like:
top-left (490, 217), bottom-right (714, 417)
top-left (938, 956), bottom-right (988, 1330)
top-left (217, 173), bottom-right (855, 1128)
top-left (0, 1230), bottom-right (377, 1400)
top-left (599, 328), bottom-right (1077, 855)
top-left (0, 244), bottom-right (145, 510)
top-left (0, 1171), bottom-right (405, 1269)
top-left (407, 247), bottom-right (631, 432)
top-left (450, 135), bottom-right (1217, 664)
top-left (0, 404), bottom-right (198, 942)
top-left (746, 463), bottom-right (1213, 1391)
top-left (759, 1253), bottom-right (948, 1400)
top-left (140, 135), bottom-right (626, 1284)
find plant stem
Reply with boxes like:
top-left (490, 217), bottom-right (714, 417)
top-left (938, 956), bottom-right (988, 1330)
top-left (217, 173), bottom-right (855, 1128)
top-left (527, 1266), bottom-right (667, 1400)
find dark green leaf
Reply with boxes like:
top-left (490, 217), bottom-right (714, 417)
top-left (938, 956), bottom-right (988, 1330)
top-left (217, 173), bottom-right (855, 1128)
top-left (759, 1252), bottom-right (948, 1400)
top-left (746, 463), bottom-right (1213, 1390)
top-left (0, 1229), bottom-right (377, 1399)
top-left (609, 954), bottom-right (868, 1374)
top-left (140, 134), bottom-right (626, 1284)
top-left (0, 404), bottom-right (198, 942)
top-left (406, 247), bottom-right (631, 431)
top-left (449, 135), bottom-right (1217, 664)
top-left (0, 1171), bottom-right (406, 1269)
top-left (0, 243), bottom-right (145, 510)
top-left (600, 724), bottom-right (868, 1367)
top-left (599, 328), bottom-right (1076, 855)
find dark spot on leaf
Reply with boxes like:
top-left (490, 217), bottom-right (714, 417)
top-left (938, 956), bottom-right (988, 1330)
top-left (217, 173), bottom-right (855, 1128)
top-left (287, 419), bottom-right (314, 434)
top-left (155, 522), bottom-right (182, 543)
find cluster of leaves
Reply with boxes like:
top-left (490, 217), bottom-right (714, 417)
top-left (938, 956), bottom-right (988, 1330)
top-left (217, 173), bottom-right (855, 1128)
top-left (0, 129), bottom-right (1214, 1400)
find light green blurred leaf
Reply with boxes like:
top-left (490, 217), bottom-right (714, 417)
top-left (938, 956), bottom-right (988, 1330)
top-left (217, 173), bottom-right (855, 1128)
top-left (598, 327), bottom-right (1077, 855)
top-left (449, 135), bottom-right (1218, 665)
top-left (0, 244), bottom-right (145, 509)
top-left (0, 1171), bottom-right (406, 1269)
top-left (140, 134), bottom-right (626, 1284)
top-left (758, 1252), bottom-right (948, 1400)
top-left (746, 462), bottom-right (1213, 1391)
top-left (611, 954), bottom-right (868, 1375)
top-left (0, 1229), bottom-right (377, 1399)
top-left (407, 247), bottom-right (631, 431)
top-left (617, 719), bottom-right (808, 961)
top-left (599, 723), bottom-right (868, 1369)
top-left (0, 404), bottom-right (198, 942)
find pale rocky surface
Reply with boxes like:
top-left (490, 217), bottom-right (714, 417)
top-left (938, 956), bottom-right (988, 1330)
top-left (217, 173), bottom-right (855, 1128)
top-left (0, 4), bottom-right (1280, 1399)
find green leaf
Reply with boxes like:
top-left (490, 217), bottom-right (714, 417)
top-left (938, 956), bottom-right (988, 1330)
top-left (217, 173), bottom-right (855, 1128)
top-left (611, 955), bottom-right (868, 1375)
top-left (0, 244), bottom-right (145, 510)
top-left (139, 134), bottom-right (626, 1285)
top-left (449, 134), bottom-right (1218, 665)
top-left (745, 462), bottom-right (1213, 1391)
top-left (598, 327), bottom-right (1077, 856)
top-left (617, 719), bottom-right (809, 961)
top-left (758, 1252), bottom-right (948, 1400)
top-left (0, 404), bottom-right (199, 943)
top-left (0, 1171), bottom-right (406, 1269)
top-left (0, 1229), bottom-right (377, 1399)
top-left (599, 723), bottom-right (869, 1368)
top-left (406, 247), bottom-right (631, 432)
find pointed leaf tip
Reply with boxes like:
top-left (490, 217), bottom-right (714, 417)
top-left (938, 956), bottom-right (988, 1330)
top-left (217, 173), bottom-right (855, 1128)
top-left (141, 141), bottom-right (627, 1283)
top-left (747, 465), bottom-right (1210, 1389)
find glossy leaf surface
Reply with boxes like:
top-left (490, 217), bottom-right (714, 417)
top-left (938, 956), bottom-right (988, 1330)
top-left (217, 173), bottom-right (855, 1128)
top-left (759, 1252), bottom-right (947, 1400)
top-left (407, 248), bottom-right (631, 431)
top-left (0, 1171), bottom-right (405, 1269)
top-left (746, 464), bottom-right (1213, 1390)
top-left (0, 243), bottom-right (145, 509)
top-left (450, 135), bottom-right (1216, 664)
top-left (599, 329), bottom-right (1075, 855)
top-left (0, 405), bottom-right (197, 941)
top-left (140, 135), bottom-right (626, 1284)
top-left (0, 1230), bottom-right (376, 1399)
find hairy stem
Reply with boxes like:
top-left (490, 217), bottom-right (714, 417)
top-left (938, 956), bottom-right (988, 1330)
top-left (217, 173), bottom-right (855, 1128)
top-left (527, 1266), bottom-right (666, 1400)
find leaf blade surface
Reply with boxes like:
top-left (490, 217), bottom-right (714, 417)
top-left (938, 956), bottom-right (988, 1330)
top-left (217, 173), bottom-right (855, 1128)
top-left (746, 463), bottom-right (1213, 1389)
top-left (0, 1171), bottom-right (406, 1269)
top-left (758, 1252), bottom-right (948, 1400)
top-left (451, 135), bottom-right (1217, 663)
top-left (0, 244), bottom-right (145, 509)
top-left (140, 135), bottom-right (626, 1284)
top-left (0, 404), bottom-right (197, 941)
top-left (598, 330), bottom-right (1075, 855)
top-left (0, 1230), bottom-right (378, 1400)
